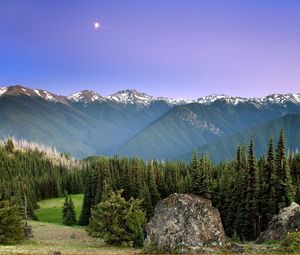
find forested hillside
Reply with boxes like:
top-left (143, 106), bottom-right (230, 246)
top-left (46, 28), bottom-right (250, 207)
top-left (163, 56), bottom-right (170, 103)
top-left (179, 113), bottom-right (300, 162)
top-left (79, 129), bottom-right (300, 241)
top-left (0, 140), bottom-right (86, 217)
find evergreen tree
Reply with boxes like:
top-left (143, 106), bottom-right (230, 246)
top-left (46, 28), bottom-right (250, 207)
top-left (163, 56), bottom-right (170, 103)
top-left (88, 190), bottom-right (146, 247)
top-left (275, 129), bottom-right (295, 212)
top-left (78, 172), bottom-right (94, 226)
top-left (147, 162), bottom-right (161, 208)
top-left (63, 195), bottom-right (77, 226)
top-left (259, 138), bottom-right (277, 231)
top-left (245, 139), bottom-right (259, 240)
top-left (4, 138), bottom-right (14, 153)
top-left (0, 200), bottom-right (24, 243)
top-left (225, 146), bottom-right (242, 237)
top-left (141, 186), bottom-right (153, 219)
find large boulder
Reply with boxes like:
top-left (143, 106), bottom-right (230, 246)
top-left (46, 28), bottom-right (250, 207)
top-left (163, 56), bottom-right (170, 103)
top-left (145, 193), bottom-right (227, 253)
top-left (257, 202), bottom-right (300, 243)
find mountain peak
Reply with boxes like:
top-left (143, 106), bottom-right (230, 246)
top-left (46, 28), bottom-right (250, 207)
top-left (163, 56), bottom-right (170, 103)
top-left (0, 85), bottom-right (67, 104)
top-left (109, 89), bottom-right (154, 106)
top-left (67, 90), bottom-right (106, 103)
top-left (197, 94), bottom-right (249, 105)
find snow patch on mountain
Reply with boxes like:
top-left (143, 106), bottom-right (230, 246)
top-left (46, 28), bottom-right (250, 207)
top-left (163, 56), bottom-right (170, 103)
top-left (108, 89), bottom-right (153, 106)
top-left (197, 94), bottom-right (250, 105)
top-left (67, 90), bottom-right (106, 103)
top-left (34, 89), bottom-right (42, 97)
top-left (197, 93), bottom-right (300, 106)
top-left (0, 87), bottom-right (7, 96)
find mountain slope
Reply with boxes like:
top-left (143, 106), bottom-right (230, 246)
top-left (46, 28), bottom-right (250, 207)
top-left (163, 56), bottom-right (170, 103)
top-left (1, 84), bottom-right (300, 158)
top-left (117, 101), bottom-right (300, 159)
top-left (0, 86), bottom-right (174, 156)
top-left (179, 113), bottom-right (300, 163)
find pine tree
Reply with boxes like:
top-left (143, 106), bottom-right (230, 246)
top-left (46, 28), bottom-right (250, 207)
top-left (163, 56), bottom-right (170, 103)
top-left (78, 172), bottom-right (94, 226)
top-left (259, 138), bottom-right (277, 231)
top-left (87, 190), bottom-right (146, 246)
top-left (275, 129), bottom-right (295, 212)
top-left (244, 139), bottom-right (259, 240)
top-left (0, 200), bottom-right (24, 243)
top-left (147, 162), bottom-right (161, 208)
top-left (225, 146), bottom-right (242, 237)
top-left (190, 149), bottom-right (201, 195)
top-left (63, 195), bottom-right (77, 226)
top-left (4, 138), bottom-right (14, 153)
top-left (141, 186), bottom-right (153, 219)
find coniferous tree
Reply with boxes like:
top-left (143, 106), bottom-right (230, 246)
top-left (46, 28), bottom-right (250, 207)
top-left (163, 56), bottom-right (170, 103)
top-left (0, 200), bottom-right (24, 243)
top-left (275, 129), bottom-right (295, 212)
top-left (141, 186), bottom-right (153, 219)
top-left (78, 172), bottom-right (94, 226)
top-left (245, 139), bottom-right (259, 240)
top-left (88, 190), bottom-right (146, 247)
top-left (147, 162), bottom-right (161, 208)
top-left (4, 138), bottom-right (14, 153)
top-left (259, 138), bottom-right (277, 231)
top-left (225, 146), bottom-right (242, 237)
top-left (190, 149), bottom-right (201, 195)
top-left (63, 195), bottom-right (77, 226)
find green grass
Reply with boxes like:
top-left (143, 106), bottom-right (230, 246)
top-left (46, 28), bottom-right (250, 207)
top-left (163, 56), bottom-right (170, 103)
top-left (0, 221), bottom-right (140, 255)
top-left (34, 194), bottom-right (83, 225)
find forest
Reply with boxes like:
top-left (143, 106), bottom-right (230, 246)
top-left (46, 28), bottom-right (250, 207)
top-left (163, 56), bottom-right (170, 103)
top-left (1, 128), bottom-right (300, 243)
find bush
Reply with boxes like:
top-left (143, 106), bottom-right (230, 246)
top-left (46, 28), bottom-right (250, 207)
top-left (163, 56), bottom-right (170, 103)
top-left (87, 190), bottom-right (146, 247)
top-left (0, 200), bottom-right (24, 243)
top-left (280, 232), bottom-right (300, 253)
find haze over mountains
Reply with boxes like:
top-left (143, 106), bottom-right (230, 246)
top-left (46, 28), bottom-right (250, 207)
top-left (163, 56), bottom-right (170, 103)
top-left (1, 85), bottom-right (300, 162)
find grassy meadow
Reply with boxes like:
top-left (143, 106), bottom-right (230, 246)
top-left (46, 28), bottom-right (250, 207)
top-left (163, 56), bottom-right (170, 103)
top-left (34, 194), bottom-right (84, 225)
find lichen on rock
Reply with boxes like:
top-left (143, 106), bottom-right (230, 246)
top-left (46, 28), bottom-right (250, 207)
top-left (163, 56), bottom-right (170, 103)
top-left (145, 193), bottom-right (227, 253)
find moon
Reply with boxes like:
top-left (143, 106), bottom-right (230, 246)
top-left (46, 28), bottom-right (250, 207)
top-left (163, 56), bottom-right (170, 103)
top-left (94, 22), bottom-right (100, 30)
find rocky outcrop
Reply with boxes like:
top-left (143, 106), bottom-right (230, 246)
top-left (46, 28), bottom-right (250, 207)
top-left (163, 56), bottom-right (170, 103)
top-left (145, 193), bottom-right (227, 253)
top-left (257, 202), bottom-right (300, 243)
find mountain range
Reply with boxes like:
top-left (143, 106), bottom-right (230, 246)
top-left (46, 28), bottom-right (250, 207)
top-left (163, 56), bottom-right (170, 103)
top-left (1, 85), bottom-right (300, 162)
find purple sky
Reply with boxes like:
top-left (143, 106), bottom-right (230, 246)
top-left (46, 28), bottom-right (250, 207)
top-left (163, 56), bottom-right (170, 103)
top-left (0, 0), bottom-right (300, 98)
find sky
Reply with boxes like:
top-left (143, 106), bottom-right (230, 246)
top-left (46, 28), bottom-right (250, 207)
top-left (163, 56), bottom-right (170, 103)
top-left (0, 0), bottom-right (300, 98)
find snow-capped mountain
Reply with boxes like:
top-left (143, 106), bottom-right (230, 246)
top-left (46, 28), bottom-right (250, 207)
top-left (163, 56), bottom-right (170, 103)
top-left (196, 93), bottom-right (300, 106)
top-left (1, 84), bottom-right (300, 161)
top-left (0, 85), bottom-right (67, 104)
top-left (197, 94), bottom-right (249, 105)
top-left (67, 90), bottom-right (107, 103)
top-left (1, 85), bottom-right (300, 107)
top-left (108, 89), bottom-right (154, 106)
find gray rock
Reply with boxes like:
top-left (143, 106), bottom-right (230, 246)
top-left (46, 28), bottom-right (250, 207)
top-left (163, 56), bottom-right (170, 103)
top-left (257, 202), bottom-right (300, 243)
top-left (145, 193), bottom-right (227, 252)
top-left (227, 244), bottom-right (244, 253)
top-left (48, 251), bottom-right (61, 255)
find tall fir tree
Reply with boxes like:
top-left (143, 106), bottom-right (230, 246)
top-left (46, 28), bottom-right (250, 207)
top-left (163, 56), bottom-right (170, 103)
top-left (275, 129), bottom-right (295, 212)
top-left (63, 195), bottom-right (77, 226)
top-left (244, 139), bottom-right (259, 240)
top-left (146, 162), bottom-right (161, 209)
top-left (259, 137), bottom-right (277, 232)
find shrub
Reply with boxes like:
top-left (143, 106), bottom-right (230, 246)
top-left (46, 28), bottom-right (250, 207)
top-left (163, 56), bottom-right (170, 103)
top-left (87, 190), bottom-right (146, 247)
top-left (279, 232), bottom-right (300, 253)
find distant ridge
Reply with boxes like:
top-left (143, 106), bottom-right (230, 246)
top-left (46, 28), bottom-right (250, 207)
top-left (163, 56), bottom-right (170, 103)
top-left (1, 84), bottom-right (300, 160)
top-left (1, 84), bottom-right (300, 106)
